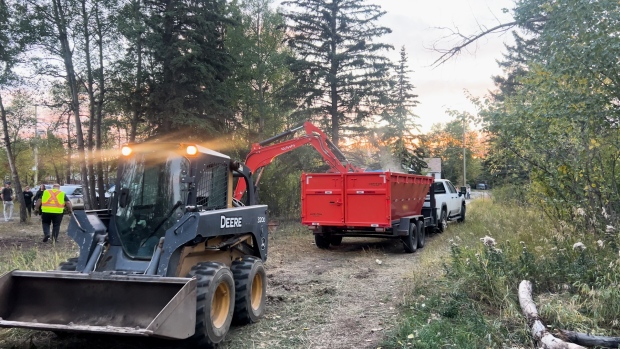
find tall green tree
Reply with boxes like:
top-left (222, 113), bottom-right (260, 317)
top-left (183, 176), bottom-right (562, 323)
top-left (110, 0), bottom-right (151, 142)
top-left (20, 0), bottom-right (93, 207)
top-left (282, 0), bottom-right (393, 146)
top-left (481, 0), bottom-right (620, 232)
top-left (226, 0), bottom-right (292, 145)
top-left (0, 0), bottom-right (33, 222)
top-left (379, 46), bottom-right (424, 172)
top-left (141, 0), bottom-right (235, 137)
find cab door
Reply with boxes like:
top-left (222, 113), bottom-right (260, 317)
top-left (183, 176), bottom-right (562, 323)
top-left (444, 181), bottom-right (460, 216)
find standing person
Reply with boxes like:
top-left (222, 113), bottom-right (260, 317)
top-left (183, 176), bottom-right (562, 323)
top-left (33, 184), bottom-right (46, 215)
top-left (2, 182), bottom-right (14, 222)
top-left (34, 184), bottom-right (73, 243)
top-left (466, 185), bottom-right (471, 200)
top-left (22, 186), bottom-right (33, 218)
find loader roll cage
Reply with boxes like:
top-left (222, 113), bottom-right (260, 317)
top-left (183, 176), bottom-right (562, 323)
top-left (234, 121), bottom-right (363, 200)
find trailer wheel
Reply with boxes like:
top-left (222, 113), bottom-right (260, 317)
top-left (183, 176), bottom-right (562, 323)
top-left (329, 235), bottom-right (343, 246)
top-left (402, 221), bottom-right (418, 253)
top-left (438, 209), bottom-right (448, 233)
top-left (231, 256), bottom-right (266, 324)
top-left (416, 220), bottom-right (426, 248)
top-left (187, 262), bottom-right (235, 347)
top-left (457, 203), bottom-right (466, 223)
top-left (315, 234), bottom-right (330, 249)
top-left (57, 257), bottom-right (79, 271)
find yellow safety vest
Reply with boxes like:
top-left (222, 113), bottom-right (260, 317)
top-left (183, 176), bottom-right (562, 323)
top-left (41, 189), bottom-right (66, 214)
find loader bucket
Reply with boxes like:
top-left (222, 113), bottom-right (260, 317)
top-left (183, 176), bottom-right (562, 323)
top-left (0, 270), bottom-right (197, 339)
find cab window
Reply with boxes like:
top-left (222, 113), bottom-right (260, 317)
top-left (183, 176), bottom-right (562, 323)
top-left (434, 182), bottom-right (447, 194)
top-left (446, 182), bottom-right (457, 194)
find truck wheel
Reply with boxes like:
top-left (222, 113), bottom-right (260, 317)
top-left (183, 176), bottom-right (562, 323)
top-left (187, 262), bottom-right (235, 347)
top-left (57, 257), bottom-right (79, 271)
top-left (231, 256), bottom-right (266, 324)
top-left (402, 221), bottom-right (418, 253)
top-left (438, 209), bottom-right (448, 233)
top-left (457, 203), bottom-right (466, 223)
top-left (315, 234), bottom-right (330, 249)
top-left (329, 235), bottom-right (343, 246)
top-left (416, 220), bottom-right (425, 248)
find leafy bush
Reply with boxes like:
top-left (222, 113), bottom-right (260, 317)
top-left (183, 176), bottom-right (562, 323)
top-left (385, 199), bottom-right (620, 348)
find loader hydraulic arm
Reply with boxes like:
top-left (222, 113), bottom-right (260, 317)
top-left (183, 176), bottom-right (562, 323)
top-left (234, 122), bottom-right (362, 200)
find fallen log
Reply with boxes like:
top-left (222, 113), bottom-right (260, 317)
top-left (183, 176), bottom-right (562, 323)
top-left (518, 280), bottom-right (586, 349)
top-left (558, 329), bottom-right (620, 348)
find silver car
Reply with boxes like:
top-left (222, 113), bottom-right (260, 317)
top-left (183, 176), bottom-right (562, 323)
top-left (60, 185), bottom-right (84, 210)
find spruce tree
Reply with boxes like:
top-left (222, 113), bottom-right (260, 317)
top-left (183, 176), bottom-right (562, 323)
top-left (282, 0), bottom-right (393, 146)
top-left (142, 0), bottom-right (234, 136)
top-left (380, 46), bottom-right (424, 172)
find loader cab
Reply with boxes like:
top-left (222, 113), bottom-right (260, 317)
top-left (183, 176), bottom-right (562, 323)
top-left (112, 143), bottom-right (241, 259)
top-left (114, 145), bottom-right (192, 258)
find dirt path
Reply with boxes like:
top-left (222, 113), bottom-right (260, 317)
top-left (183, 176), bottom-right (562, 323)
top-left (0, 223), bottom-right (451, 349)
top-left (222, 229), bottom-right (445, 349)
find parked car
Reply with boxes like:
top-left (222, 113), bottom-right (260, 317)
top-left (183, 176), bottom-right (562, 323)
top-left (476, 183), bottom-right (487, 190)
top-left (94, 185), bottom-right (115, 207)
top-left (60, 185), bottom-right (84, 210)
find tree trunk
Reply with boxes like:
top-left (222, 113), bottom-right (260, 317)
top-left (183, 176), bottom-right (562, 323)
top-left (129, 0), bottom-right (143, 142)
top-left (80, 0), bottom-right (97, 208)
top-left (65, 113), bottom-right (72, 184)
top-left (518, 280), bottom-right (586, 349)
top-left (0, 94), bottom-right (27, 223)
top-left (94, 4), bottom-right (106, 207)
top-left (559, 330), bottom-right (620, 348)
top-left (329, 2), bottom-right (339, 147)
top-left (52, 0), bottom-right (91, 207)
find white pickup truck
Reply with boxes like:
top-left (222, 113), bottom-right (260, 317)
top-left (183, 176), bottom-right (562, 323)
top-left (422, 179), bottom-right (466, 232)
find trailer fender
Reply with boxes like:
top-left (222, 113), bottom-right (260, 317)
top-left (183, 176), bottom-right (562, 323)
top-left (396, 218), bottom-right (411, 236)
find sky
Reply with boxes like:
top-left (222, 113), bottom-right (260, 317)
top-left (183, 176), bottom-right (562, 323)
top-left (277, 0), bottom-right (516, 133)
top-left (376, 0), bottom-right (515, 132)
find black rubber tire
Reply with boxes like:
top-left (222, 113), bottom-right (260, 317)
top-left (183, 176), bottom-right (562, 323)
top-left (231, 256), bottom-right (266, 325)
top-left (438, 209), bottom-right (448, 233)
top-left (329, 235), bottom-right (343, 246)
top-left (402, 221), bottom-right (418, 253)
top-left (457, 203), bottom-right (466, 223)
top-left (186, 262), bottom-right (235, 348)
top-left (315, 234), bottom-right (330, 249)
top-left (57, 257), bottom-right (79, 271)
top-left (416, 220), bottom-right (425, 249)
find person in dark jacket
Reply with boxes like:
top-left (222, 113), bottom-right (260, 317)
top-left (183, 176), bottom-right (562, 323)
top-left (23, 186), bottom-right (33, 217)
top-left (2, 182), bottom-right (14, 222)
top-left (33, 184), bottom-right (46, 215)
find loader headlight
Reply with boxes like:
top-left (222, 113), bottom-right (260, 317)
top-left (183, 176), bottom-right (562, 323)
top-left (121, 146), bottom-right (132, 156)
top-left (186, 145), bottom-right (198, 156)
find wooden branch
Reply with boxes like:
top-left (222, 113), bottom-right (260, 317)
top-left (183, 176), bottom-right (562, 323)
top-left (432, 16), bottom-right (547, 67)
top-left (558, 330), bottom-right (620, 348)
top-left (518, 280), bottom-right (586, 349)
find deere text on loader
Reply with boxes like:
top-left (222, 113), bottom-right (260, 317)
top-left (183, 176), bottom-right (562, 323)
top-left (0, 143), bottom-right (269, 348)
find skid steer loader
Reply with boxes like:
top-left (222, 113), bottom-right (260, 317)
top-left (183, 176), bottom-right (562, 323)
top-left (0, 143), bottom-right (269, 347)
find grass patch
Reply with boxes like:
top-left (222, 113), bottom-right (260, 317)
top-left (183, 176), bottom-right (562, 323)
top-left (384, 198), bottom-right (620, 347)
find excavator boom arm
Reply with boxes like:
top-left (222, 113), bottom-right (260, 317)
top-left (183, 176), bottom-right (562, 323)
top-left (234, 122), bottom-right (361, 200)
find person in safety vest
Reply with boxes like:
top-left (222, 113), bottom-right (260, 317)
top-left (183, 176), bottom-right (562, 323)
top-left (34, 184), bottom-right (73, 243)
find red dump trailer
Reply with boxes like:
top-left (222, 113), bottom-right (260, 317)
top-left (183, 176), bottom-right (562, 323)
top-left (301, 172), bottom-right (434, 253)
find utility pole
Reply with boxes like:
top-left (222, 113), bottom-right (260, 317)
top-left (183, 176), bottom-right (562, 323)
top-left (463, 115), bottom-right (466, 187)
